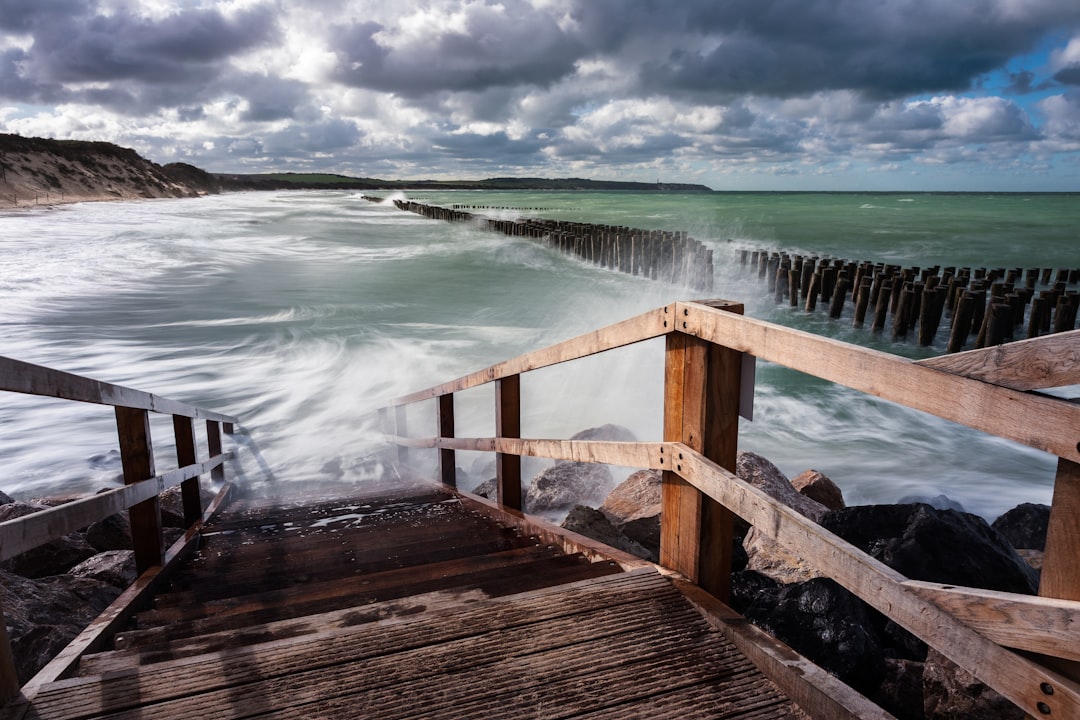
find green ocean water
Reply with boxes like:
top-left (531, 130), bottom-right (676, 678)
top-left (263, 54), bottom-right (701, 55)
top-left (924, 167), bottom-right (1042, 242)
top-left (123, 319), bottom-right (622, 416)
top-left (1, 190), bottom-right (1077, 519)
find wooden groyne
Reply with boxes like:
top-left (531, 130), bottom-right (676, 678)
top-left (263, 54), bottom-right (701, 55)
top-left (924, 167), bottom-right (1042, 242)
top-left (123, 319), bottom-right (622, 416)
top-left (737, 249), bottom-right (1080, 351)
top-left (372, 197), bottom-right (714, 293)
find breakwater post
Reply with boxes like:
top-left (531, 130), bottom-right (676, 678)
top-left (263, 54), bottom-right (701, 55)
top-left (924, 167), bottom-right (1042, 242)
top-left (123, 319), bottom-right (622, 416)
top-left (743, 247), bottom-right (1079, 353)
top-left (371, 197), bottom-right (714, 293)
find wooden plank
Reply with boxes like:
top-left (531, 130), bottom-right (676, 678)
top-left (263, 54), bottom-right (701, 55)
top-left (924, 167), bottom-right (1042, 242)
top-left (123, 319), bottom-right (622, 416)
top-left (1041, 458), bottom-right (1080, 602)
top-left (115, 407), bottom-right (162, 574)
top-left (495, 374), bottom-right (521, 510)
top-left (678, 301), bottom-right (1080, 463)
top-left (905, 580), bottom-right (1080, 661)
top-left (206, 420), bottom-right (224, 485)
top-left (0, 454), bottom-right (229, 562)
top-left (393, 437), bottom-right (664, 471)
top-left (391, 305), bottom-right (671, 405)
top-left (34, 570), bottom-right (672, 719)
top-left (0, 355), bottom-right (238, 424)
top-left (7, 484), bottom-right (235, 715)
top-left (675, 445), bottom-right (1080, 718)
top-left (916, 328), bottom-right (1080, 391)
top-left (437, 393), bottom-right (456, 487)
top-left (673, 577), bottom-right (897, 720)
top-left (172, 415), bottom-right (202, 526)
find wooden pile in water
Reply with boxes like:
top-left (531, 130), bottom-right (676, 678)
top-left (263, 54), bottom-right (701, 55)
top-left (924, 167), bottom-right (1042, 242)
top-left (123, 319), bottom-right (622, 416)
top-left (380, 198), bottom-right (714, 292)
top-left (740, 249), bottom-right (1080, 352)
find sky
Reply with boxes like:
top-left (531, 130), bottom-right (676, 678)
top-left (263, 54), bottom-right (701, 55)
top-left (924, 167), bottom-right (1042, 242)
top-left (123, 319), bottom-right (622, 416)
top-left (2, 0), bottom-right (1080, 191)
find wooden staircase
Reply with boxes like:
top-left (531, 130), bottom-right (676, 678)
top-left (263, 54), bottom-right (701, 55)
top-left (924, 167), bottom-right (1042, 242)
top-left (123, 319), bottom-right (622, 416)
top-left (19, 485), bottom-right (805, 719)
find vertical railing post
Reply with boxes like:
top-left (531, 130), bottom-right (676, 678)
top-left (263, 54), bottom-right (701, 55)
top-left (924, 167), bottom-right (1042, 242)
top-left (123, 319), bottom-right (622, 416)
top-left (438, 393), bottom-right (456, 488)
top-left (496, 374), bottom-right (522, 510)
top-left (116, 407), bottom-right (162, 574)
top-left (173, 415), bottom-right (202, 526)
top-left (660, 300), bottom-right (744, 601)
top-left (1037, 458), bottom-right (1080, 683)
top-left (206, 420), bottom-right (224, 485)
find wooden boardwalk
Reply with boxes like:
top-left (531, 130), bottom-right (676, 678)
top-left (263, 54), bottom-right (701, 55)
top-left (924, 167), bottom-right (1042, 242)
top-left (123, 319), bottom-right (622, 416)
top-left (17, 484), bottom-right (806, 720)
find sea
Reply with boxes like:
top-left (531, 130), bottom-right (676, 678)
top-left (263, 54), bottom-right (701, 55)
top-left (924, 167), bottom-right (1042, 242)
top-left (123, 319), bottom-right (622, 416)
top-left (1, 190), bottom-right (1077, 521)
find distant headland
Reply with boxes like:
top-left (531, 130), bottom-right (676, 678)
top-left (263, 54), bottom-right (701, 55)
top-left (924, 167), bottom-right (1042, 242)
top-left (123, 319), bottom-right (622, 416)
top-left (0, 133), bottom-right (712, 209)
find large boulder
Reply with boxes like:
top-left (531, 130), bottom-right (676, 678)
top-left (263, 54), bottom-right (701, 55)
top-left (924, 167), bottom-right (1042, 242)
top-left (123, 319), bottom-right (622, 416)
top-left (600, 469), bottom-right (662, 559)
top-left (820, 503), bottom-right (1039, 594)
top-left (0, 503), bottom-right (97, 578)
top-left (0, 569), bottom-right (121, 684)
top-left (561, 505), bottom-right (653, 560)
top-left (741, 576), bottom-right (886, 694)
top-left (0, 490), bottom-right (14, 505)
top-left (69, 551), bottom-right (137, 588)
top-left (525, 462), bottom-right (613, 516)
top-left (922, 648), bottom-right (1024, 720)
top-left (85, 513), bottom-right (132, 551)
top-left (736, 452), bottom-right (829, 522)
top-left (790, 470), bottom-right (845, 511)
top-left (991, 503), bottom-right (1050, 551)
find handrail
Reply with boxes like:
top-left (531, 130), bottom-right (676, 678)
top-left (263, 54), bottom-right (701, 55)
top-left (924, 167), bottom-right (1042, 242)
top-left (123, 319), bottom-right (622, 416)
top-left (0, 356), bottom-right (240, 703)
top-left (384, 298), bottom-right (1080, 718)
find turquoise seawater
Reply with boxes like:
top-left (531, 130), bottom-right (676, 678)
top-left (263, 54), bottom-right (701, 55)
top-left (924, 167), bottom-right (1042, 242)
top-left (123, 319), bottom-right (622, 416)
top-left (1, 190), bottom-right (1076, 519)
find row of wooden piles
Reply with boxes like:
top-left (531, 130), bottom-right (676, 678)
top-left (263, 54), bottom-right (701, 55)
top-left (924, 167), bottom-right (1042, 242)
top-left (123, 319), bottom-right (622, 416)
top-left (391, 199), bottom-right (715, 292)
top-left (741, 249), bottom-right (1080, 352)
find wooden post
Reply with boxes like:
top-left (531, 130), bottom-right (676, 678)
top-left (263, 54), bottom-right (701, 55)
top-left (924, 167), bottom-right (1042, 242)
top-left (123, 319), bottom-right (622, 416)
top-left (116, 407), bottom-right (162, 574)
top-left (173, 416), bottom-right (202, 526)
top-left (496, 375), bottom-right (522, 510)
top-left (661, 301), bottom-right (743, 601)
top-left (1037, 458), bottom-right (1080, 685)
top-left (207, 420), bottom-right (225, 485)
top-left (437, 393), bottom-right (456, 488)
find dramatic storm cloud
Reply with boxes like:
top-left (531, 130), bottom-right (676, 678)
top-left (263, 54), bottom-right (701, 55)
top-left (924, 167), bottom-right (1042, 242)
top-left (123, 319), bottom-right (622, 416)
top-left (2, 0), bottom-right (1079, 189)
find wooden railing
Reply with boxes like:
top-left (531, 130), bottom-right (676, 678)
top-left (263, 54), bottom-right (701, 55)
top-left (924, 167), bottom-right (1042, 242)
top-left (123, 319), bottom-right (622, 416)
top-left (385, 299), bottom-right (1080, 718)
top-left (0, 356), bottom-right (239, 702)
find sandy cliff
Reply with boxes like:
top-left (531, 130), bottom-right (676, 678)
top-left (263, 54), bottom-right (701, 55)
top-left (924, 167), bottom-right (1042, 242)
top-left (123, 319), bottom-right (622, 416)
top-left (0, 134), bottom-right (219, 209)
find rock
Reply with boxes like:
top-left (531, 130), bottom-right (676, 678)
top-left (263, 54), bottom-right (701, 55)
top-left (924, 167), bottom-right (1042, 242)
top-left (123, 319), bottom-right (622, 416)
top-left (0, 503), bottom-right (98, 578)
top-left (85, 513), bottom-right (132, 551)
top-left (730, 569), bottom-right (782, 614)
top-left (736, 451), bottom-right (828, 522)
top-left (991, 503), bottom-right (1050, 551)
top-left (69, 551), bottom-right (137, 588)
top-left (0, 569), bottom-right (121, 684)
top-left (0, 490), bottom-right (14, 505)
top-left (897, 494), bottom-right (965, 512)
top-left (875, 658), bottom-right (926, 720)
top-left (469, 455), bottom-right (496, 486)
top-left (158, 487), bottom-right (187, 528)
top-left (525, 462), bottom-right (613, 516)
top-left (471, 478), bottom-right (496, 499)
top-left (561, 505), bottom-right (653, 560)
top-left (743, 525), bottom-right (822, 584)
top-left (569, 424), bottom-right (637, 443)
top-left (618, 516), bottom-right (661, 562)
top-left (820, 504), bottom-right (1039, 594)
top-left (1015, 548), bottom-right (1044, 572)
top-left (790, 470), bottom-right (845, 511)
top-left (600, 469), bottom-right (661, 524)
top-left (742, 577), bottom-right (886, 694)
top-left (922, 648), bottom-right (1024, 720)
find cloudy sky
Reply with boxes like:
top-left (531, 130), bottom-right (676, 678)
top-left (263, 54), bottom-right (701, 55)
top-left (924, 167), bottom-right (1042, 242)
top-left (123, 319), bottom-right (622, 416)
top-left (2, 0), bottom-right (1080, 190)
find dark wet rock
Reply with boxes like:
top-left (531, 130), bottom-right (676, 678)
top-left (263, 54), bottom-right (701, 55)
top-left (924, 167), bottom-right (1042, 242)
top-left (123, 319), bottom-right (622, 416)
top-left (991, 502), bottom-right (1050, 551)
top-left (85, 513), bottom-right (132, 551)
top-left (0, 569), bottom-right (121, 685)
top-left (158, 487), bottom-right (188, 528)
top-left (741, 577), bottom-right (886, 694)
top-left (922, 648), bottom-right (1024, 720)
top-left (875, 659), bottom-right (926, 720)
top-left (525, 462), bottom-right (613, 516)
top-left (0, 503), bottom-right (97, 578)
top-left (69, 550), bottom-right (137, 588)
top-left (897, 494), bottom-right (965, 512)
top-left (471, 478), bottom-right (495, 499)
top-left (820, 503), bottom-right (1039, 594)
top-left (790, 469), bottom-right (845, 511)
top-left (730, 569), bottom-right (782, 614)
top-left (561, 505), bottom-right (653, 560)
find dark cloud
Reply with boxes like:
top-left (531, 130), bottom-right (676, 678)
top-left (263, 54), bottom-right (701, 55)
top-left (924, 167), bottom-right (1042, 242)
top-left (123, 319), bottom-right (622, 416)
top-left (260, 118), bottom-right (362, 155)
top-left (1055, 65), bottom-right (1080, 86)
top-left (331, 2), bottom-right (583, 96)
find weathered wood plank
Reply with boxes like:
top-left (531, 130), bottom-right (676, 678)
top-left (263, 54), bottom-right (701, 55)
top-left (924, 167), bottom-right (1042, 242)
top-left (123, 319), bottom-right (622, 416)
top-left (0, 454), bottom-right (229, 562)
top-left (916, 328), bottom-right (1080, 391)
top-left (116, 407), bottom-right (162, 574)
top-left (676, 445), bottom-right (1080, 718)
top-left (393, 437), bottom-right (665, 471)
top-left (1041, 458), bottom-right (1080, 602)
top-left (172, 415), bottom-right (202, 526)
top-left (678, 301), bottom-right (1080, 463)
top-left (906, 580), bottom-right (1080, 662)
top-left (437, 393), bottom-right (456, 487)
top-left (495, 374), bottom-right (522, 510)
top-left (391, 306), bottom-right (671, 405)
top-left (0, 355), bottom-right (238, 424)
